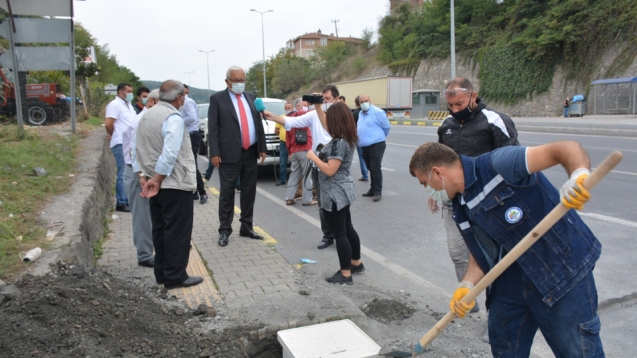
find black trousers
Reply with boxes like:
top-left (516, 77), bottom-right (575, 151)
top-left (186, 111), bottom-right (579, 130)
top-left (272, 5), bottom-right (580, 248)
top-left (149, 188), bottom-right (193, 285)
top-left (312, 167), bottom-right (333, 240)
top-left (321, 203), bottom-right (361, 270)
top-left (218, 144), bottom-right (258, 235)
top-left (189, 131), bottom-right (206, 195)
top-left (362, 141), bottom-right (386, 195)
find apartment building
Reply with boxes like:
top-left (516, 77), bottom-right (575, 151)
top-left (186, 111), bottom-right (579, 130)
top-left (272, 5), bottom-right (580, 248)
top-left (286, 29), bottom-right (365, 59)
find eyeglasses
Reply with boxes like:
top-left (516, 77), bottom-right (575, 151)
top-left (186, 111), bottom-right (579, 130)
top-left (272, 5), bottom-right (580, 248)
top-left (227, 78), bottom-right (246, 83)
top-left (444, 88), bottom-right (472, 96)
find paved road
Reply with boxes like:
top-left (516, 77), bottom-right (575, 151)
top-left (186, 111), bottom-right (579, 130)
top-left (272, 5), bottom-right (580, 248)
top-left (198, 125), bottom-right (637, 357)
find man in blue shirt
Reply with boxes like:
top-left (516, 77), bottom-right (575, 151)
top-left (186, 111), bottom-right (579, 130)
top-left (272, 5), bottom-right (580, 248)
top-left (409, 141), bottom-right (604, 357)
top-left (135, 80), bottom-right (203, 290)
top-left (182, 84), bottom-right (207, 204)
top-left (357, 94), bottom-right (391, 202)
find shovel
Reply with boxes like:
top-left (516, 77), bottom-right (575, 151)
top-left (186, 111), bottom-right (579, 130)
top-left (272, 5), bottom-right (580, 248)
top-left (381, 151), bottom-right (623, 357)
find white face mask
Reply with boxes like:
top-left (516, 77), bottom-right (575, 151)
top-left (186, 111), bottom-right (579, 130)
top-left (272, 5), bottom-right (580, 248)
top-left (321, 102), bottom-right (333, 111)
top-left (423, 170), bottom-right (450, 201)
top-left (360, 102), bottom-right (371, 111)
top-left (302, 106), bottom-right (309, 111)
top-left (230, 82), bottom-right (245, 94)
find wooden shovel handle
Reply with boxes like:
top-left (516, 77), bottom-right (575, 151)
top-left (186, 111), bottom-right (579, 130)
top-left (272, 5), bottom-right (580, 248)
top-left (417, 151), bottom-right (623, 350)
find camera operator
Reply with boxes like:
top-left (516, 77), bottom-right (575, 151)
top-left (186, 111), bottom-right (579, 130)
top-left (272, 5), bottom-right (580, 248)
top-left (263, 85), bottom-right (339, 250)
top-left (306, 102), bottom-right (364, 285)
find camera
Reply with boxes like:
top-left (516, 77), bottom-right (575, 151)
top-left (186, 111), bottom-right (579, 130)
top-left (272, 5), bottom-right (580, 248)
top-left (302, 94), bottom-right (324, 104)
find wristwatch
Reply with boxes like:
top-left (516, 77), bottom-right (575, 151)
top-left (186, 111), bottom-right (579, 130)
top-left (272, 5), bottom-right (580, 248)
top-left (137, 172), bottom-right (145, 178)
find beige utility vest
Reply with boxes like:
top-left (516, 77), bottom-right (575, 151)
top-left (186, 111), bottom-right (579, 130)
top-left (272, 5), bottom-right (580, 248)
top-left (136, 101), bottom-right (197, 191)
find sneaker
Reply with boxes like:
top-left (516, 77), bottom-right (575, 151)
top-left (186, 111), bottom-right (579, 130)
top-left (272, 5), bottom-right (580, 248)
top-left (286, 199), bottom-right (296, 205)
top-left (325, 271), bottom-right (353, 285)
top-left (351, 263), bottom-right (366, 274)
top-left (200, 195), bottom-right (208, 204)
top-left (302, 200), bottom-right (318, 206)
top-left (193, 192), bottom-right (200, 200)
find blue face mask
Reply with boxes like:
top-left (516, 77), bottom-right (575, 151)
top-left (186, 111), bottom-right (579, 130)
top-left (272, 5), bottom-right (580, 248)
top-left (230, 82), bottom-right (245, 94)
top-left (141, 98), bottom-right (148, 105)
top-left (125, 93), bottom-right (134, 102)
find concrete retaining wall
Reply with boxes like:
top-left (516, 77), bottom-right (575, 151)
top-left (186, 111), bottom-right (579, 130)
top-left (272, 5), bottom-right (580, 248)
top-left (358, 42), bottom-right (637, 118)
top-left (33, 130), bottom-right (115, 274)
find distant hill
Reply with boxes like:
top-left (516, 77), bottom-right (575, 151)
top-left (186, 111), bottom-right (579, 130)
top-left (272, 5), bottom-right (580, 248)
top-left (141, 80), bottom-right (215, 104)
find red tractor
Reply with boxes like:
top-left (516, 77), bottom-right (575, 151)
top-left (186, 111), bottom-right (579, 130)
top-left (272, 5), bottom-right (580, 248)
top-left (0, 66), bottom-right (70, 125)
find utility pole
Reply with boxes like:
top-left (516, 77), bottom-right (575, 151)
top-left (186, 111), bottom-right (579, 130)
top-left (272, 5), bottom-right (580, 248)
top-left (199, 50), bottom-right (214, 98)
top-left (250, 9), bottom-right (274, 98)
top-left (450, 0), bottom-right (456, 79)
top-left (331, 19), bottom-right (340, 38)
top-left (183, 71), bottom-right (194, 89)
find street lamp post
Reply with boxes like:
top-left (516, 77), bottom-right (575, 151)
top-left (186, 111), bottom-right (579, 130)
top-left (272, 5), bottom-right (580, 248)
top-left (183, 71), bottom-right (194, 89)
top-left (199, 50), bottom-right (215, 98)
top-left (250, 8), bottom-right (273, 98)
top-left (450, 0), bottom-right (456, 79)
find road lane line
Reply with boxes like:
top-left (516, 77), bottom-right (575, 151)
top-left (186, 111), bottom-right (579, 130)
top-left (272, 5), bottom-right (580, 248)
top-left (579, 212), bottom-right (637, 229)
top-left (387, 142), bottom-right (419, 148)
top-left (381, 167), bottom-right (395, 171)
top-left (255, 186), bottom-right (448, 296)
top-left (520, 141), bottom-right (637, 153)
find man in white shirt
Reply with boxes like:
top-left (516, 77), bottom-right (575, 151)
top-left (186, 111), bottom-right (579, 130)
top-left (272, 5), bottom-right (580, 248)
top-left (264, 85), bottom-right (339, 250)
top-left (122, 89), bottom-right (159, 268)
top-left (105, 83), bottom-right (137, 212)
top-left (181, 84), bottom-right (207, 204)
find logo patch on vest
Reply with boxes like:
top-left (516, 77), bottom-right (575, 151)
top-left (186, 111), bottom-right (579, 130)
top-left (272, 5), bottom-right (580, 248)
top-left (445, 129), bottom-right (452, 135)
top-left (505, 207), bottom-right (523, 224)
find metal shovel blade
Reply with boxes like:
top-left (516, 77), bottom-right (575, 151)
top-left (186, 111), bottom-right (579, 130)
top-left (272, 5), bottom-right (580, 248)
top-left (379, 351), bottom-right (412, 357)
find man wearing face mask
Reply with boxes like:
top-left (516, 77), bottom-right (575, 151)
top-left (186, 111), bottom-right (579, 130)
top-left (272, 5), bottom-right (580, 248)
top-left (263, 85), bottom-right (337, 249)
top-left (105, 82), bottom-right (136, 212)
top-left (409, 141), bottom-right (604, 357)
top-left (136, 80), bottom-right (202, 289)
top-left (208, 66), bottom-right (267, 247)
top-left (357, 94), bottom-right (391, 202)
top-left (134, 86), bottom-right (150, 114)
top-left (182, 84), bottom-right (208, 204)
top-left (434, 78), bottom-right (519, 316)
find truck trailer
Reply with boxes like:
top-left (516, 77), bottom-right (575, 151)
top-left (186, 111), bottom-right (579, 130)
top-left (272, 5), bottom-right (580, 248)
top-left (332, 76), bottom-right (412, 119)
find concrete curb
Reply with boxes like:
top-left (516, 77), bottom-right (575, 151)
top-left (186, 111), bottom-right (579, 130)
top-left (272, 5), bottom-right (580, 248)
top-left (33, 130), bottom-right (115, 275)
top-left (389, 120), bottom-right (441, 127)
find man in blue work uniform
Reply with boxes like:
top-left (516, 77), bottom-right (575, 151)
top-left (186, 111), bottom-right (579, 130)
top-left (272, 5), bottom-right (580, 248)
top-left (409, 141), bottom-right (604, 357)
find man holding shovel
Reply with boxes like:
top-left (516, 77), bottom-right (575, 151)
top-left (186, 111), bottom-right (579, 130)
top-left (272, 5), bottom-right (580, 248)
top-left (409, 141), bottom-right (604, 357)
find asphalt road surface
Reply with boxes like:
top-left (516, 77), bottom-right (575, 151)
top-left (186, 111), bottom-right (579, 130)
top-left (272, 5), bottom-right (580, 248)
top-left (198, 126), bottom-right (637, 357)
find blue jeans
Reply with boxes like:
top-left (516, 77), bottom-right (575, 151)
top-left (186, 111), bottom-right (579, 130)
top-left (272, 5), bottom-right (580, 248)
top-left (357, 146), bottom-right (368, 180)
top-left (110, 144), bottom-right (128, 205)
top-left (488, 262), bottom-right (604, 358)
top-left (278, 140), bottom-right (288, 184)
top-left (563, 107), bottom-right (569, 118)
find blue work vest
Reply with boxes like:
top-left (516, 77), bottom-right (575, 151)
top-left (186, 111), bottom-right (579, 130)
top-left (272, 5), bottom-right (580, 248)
top-left (452, 154), bottom-right (601, 306)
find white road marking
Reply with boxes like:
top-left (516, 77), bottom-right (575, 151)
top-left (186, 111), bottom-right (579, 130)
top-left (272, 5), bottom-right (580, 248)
top-left (579, 212), bottom-right (637, 229)
top-left (387, 142), bottom-right (419, 148)
top-left (255, 186), bottom-right (448, 297)
top-left (381, 167), bottom-right (395, 172)
top-left (517, 130), bottom-right (637, 139)
top-left (521, 140), bottom-right (637, 153)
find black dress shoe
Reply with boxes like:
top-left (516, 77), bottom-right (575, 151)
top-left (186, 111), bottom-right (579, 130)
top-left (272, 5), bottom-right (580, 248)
top-left (164, 276), bottom-right (203, 290)
top-left (373, 194), bottom-right (382, 202)
top-left (362, 191), bottom-right (374, 197)
top-left (193, 192), bottom-right (200, 200)
top-left (218, 234), bottom-right (229, 247)
top-left (116, 204), bottom-right (131, 212)
top-left (138, 257), bottom-right (155, 268)
top-left (200, 195), bottom-right (208, 204)
top-left (317, 238), bottom-right (334, 249)
top-left (239, 230), bottom-right (264, 240)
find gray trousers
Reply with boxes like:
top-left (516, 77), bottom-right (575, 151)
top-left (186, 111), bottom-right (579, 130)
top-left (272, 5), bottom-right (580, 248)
top-left (123, 165), bottom-right (154, 261)
top-left (443, 207), bottom-right (469, 282)
top-left (286, 151), bottom-right (313, 203)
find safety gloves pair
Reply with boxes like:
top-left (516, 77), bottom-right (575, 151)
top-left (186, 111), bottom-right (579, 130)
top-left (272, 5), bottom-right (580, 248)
top-left (449, 281), bottom-right (475, 318)
top-left (559, 168), bottom-right (591, 210)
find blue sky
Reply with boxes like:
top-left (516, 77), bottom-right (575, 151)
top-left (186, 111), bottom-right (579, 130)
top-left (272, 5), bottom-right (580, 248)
top-left (74, 0), bottom-right (390, 91)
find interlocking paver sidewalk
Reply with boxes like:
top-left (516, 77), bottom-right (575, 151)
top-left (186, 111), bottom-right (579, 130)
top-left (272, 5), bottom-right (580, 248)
top-left (99, 186), bottom-right (299, 310)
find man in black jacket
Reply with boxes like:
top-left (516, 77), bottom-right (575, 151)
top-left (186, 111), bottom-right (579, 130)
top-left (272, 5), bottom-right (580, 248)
top-left (208, 66), bottom-right (267, 247)
top-left (433, 77), bottom-right (519, 315)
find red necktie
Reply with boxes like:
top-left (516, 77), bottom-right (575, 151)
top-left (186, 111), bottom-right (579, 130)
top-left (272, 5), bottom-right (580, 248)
top-left (236, 94), bottom-right (251, 150)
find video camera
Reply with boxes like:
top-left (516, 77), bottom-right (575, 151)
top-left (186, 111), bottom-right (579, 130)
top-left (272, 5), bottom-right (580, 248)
top-left (304, 143), bottom-right (326, 181)
top-left (302, 94), bottom-right (324, 104)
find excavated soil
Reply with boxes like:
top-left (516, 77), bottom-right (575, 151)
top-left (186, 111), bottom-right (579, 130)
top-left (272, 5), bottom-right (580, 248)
top-left (0, 262), bottom-right (281, 358)
top-left (362, 298), bottom-right (416, 323)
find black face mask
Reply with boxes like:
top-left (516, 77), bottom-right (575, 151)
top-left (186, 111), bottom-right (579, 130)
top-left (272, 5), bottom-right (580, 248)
top-left (448, 93), bottom-right (474, 121)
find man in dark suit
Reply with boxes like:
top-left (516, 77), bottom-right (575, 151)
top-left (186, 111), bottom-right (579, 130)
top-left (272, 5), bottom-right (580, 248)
top-left (208, 66), bottom-right (267, 247)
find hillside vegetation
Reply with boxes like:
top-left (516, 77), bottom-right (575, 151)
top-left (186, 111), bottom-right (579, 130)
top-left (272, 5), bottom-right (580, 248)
top-left (378, 0), bottom-right (637, 104)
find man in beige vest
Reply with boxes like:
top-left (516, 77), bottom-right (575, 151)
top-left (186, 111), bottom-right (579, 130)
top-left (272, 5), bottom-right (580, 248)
top-left (136, 80), bottom-right (202, 289)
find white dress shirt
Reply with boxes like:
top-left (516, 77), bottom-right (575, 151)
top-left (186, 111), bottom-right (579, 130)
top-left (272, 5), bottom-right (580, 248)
top-left (105, 96), bottom-right (136, 148)
top-left (180, 95), bottom-right (199, 133)
top-left (228, 89), bottom-right (257, 146)
top-left (122, 107), bottom-right (146, 166)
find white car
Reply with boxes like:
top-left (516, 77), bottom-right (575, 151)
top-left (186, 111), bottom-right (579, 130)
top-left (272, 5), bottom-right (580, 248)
top-left (198, 98), bottom-right (286, 166)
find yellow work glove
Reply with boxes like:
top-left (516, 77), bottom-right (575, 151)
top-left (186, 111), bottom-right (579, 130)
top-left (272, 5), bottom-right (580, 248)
top-left (449, 281), bottom-right (475, 318)
top-left (559, 168), bottom-right (591, 210)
